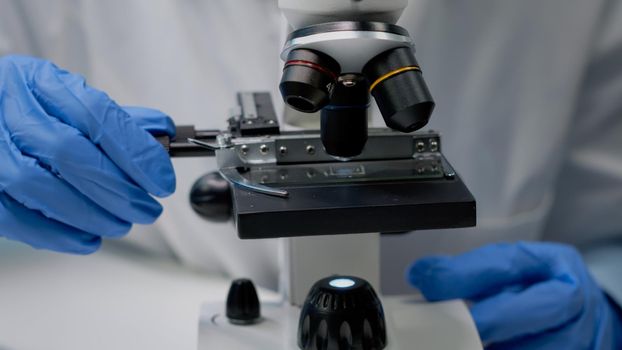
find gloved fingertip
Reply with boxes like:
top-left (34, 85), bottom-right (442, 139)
top-left (161, 115), bottom-right (176, 138)
top-left (406, 260), bottom-right (423, 287)
top-left (407, 257), bottom-right (442, 288)
top-left (99, 219), bottom-right (132, 239)
top-left (407, 256), bottom-right (466, 301)
top-left (149, 165), bottom-right (177, 198)
top-left (73, 235), bottom-right (103, 255)
top-left (132, 199), bottom-right (164, 225)
top-left (44, 234), bottom-right (101, 255)
top-left (123, 106), bottom-right (176, 138)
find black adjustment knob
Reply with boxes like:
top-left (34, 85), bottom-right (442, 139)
top-left (226, 279), bottom-right (261, 325)
top-left (298, 276), bottom-right (387, 350)
top-left (189, 172), bottom-right (232, 222)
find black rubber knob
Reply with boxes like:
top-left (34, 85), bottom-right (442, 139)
top-left (298, 276), bottom-right (387, 350)
top-left (189, 172), bottom-right (232, 222)
top-left (226, 279), bottom-right (261, 325)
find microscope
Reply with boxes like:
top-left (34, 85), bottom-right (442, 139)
top-left (156, 1), bottom-right (481, 348)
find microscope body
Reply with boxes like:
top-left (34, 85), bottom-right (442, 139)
top-left (192, 2), bottom-right (480, 349)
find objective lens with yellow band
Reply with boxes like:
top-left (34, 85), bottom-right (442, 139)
top-left (363, 47), bottom-right (435, 133)
top-left (369, 66), bottom-right (421, 92)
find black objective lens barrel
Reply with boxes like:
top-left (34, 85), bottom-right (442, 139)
top-left (280, 49), bottom-right (341, 113)
top-left (363, 47), bottom-right (435, 133)
top-left (321, 74), bottom-right (369, 158)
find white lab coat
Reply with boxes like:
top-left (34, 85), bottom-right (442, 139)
top-left (0, 0), bottom-right (621, 298)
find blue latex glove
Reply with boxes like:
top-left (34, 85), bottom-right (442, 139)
top-left (408, 242), bottom-right (622, 349)
top-left (0, 55), bottom-right (176, 254)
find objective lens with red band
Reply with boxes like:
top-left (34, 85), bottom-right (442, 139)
top-left (280, 49), bottom-right (341, 113)
top-left (284, 60), bottom-right (339, 81)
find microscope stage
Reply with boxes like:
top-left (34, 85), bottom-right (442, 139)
top-left (233, 169), bottom-right (475, 239)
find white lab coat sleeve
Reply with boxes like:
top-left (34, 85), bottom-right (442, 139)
top-left (543, 0), bottom-right (622, 304)
top-left (0, 0), bottom-right (92, 75)
top-left (0, 0), bottom-right (35, 56)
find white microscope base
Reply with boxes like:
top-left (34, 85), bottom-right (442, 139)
top-left (198, 295), bottom-right (482, 350)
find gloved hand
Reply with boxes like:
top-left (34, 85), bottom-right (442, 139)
top-left (408, 242), bottom-right (622, 349)
top-left (0, 55), bottom-right (176, 254)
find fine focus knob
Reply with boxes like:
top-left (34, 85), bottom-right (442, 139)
top-left (226, 279), bottom-right (261, 325)
top-left (298, 276), bottom-right (387, 350)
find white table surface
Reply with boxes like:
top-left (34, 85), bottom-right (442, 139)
top-left (0, 240), bottom-right (275, 350)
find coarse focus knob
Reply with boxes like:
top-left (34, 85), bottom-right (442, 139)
top-left (226, 279), bottom-right (261, 325)
top-left (298, 276), bottom-right (387, 350)
top-left (189, 172), bottom-right (232, 222)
